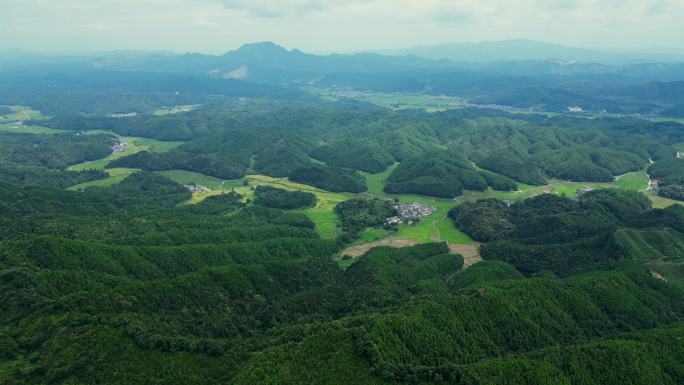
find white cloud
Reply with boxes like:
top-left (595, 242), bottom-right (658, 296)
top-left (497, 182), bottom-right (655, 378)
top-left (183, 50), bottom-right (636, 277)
top-left (0, 0), bottom-right (682, 53)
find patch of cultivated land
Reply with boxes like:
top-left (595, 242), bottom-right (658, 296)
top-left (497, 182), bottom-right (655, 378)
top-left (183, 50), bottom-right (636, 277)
top-left (0, 105), bottom-right (59, 134)
top-left (393, 194), bottom-right (473, 244)
top-left (68, 168), bottom-right (139, 191)
top-left (0, 124), bottom-right (67, 134)
top-left (66, 134), bottom-right (183, 191)
top-left (341, 237), bottom-right (420, 258)
top-left (0, 105), bottom-right (46, 123)
top-left (157, 171), bottom-right (352, 238)
top-left (69, 134), bottom-right (183, 172)
top-left (248, 175), bottom-right (351, 239)
top-left (449, 243), bottom-right (482, 268)
top-left (616, 172), bottom-right (649, 191)
top-left (360, 163), bottom-right (397, 195)
top-left (645, 191), bottom-right (684, 209)
top-left (156, 170), bottom-right (230, 190)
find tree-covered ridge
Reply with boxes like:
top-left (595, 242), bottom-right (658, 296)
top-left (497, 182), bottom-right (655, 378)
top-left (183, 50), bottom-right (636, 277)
top-left (253, 185), bottom-right (317, 209)
top-left (449, 189), bottom-right (684, 275)
top-left (1, 164), bottom-right (684, 384)
top-left (310, 139), bottom-right (395, 173)
top-left (334, 197), bottom-right (397, 241)
top-left (0, 132), bottom-right (112, 188)
top-left (648, 158), bottom-right (684, 201)
top-left (38, 104), bottom-right (684, 197)
top-left (384, 150), bottom-right (517, 198)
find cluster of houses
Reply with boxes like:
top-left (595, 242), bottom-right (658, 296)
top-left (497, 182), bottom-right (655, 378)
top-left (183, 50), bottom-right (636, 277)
top-left (386, 202), bottom-right (438, 225)
top-left (183, 183), bottom-right (210, 193)
top-left (107, 112), bottom-right (137, 118)
top-left (112, 137), bottom-right (127, 154)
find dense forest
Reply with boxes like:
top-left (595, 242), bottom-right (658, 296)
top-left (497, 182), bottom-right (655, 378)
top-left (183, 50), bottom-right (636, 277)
top-left (35, 104), bottom-right (683, 197)
top-left (0, 132), bottom-right (111, 189)
top-left (449, 189), bottom-right (684, 275)
top-left (2, 48), bottom-right (684, 384)
top-left (253, 185), bottom-right (317, 209)
top-left (648, 158), bottom-right (684, 201)
top-left (2, 178), bottom-right (684, 384)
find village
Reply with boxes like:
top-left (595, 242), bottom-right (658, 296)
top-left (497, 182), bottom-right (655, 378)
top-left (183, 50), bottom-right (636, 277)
top-left (385, 202), bottom-right (438, 225)
top-left (112, 136), bottom-right (127, 154)
top-left (183, 183), bottom-right (211, 193)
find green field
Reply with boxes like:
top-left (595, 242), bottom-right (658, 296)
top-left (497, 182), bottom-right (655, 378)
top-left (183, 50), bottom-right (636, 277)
top-left (156, 170), bottom-right (230, 189)
top-left (306, 88), bottom-right (462, 112)
top-left (67, 168), bottom-right (139, 191)
top-left (69, 136), bottom-right (182, 171)
top-left (0, 123), bottom-right (67, 135)
top-left (156, 170), bottom-right (249, 204)
top-left (656, 117), bottom-right (684, 125)
top-left (247, 175), bottom-right (351, 239)
top-left (70, 156), bottom-right (661, 245)
top-left (0, 105), bottom-right (46, 123)
top-left (616, 172), bottom-right (649, 191)
top-left (0, 106), bottom-right (57, 134)
top-left (66, 136), bottom-right (183, 191)
top-left (393, 195), bottom-right (472, 244)
top-left (361, 167), bottom-right (474, 244)
top-left (361, 163), bottom-right (397, 195)
top-left (156, 171), bottom-right (351, 238)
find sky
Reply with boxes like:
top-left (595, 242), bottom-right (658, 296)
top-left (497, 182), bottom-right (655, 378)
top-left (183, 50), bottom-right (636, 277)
top-left (1, 0), bottom-right (683, 54)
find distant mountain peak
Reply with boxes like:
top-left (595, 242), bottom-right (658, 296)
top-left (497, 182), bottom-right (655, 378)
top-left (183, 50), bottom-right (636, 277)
top-left (233, 42), bottom-right (288, 54)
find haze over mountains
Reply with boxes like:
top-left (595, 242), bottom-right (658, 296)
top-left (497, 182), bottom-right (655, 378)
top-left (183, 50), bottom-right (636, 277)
top-left (2, 39), bottom-right (684, 117)
top-left (369, 39), bottom-right (684, 64)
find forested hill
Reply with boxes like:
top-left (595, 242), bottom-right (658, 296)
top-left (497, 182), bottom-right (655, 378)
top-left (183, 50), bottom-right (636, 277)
top-left (2, 47), bottom-right (684, 384)
top-left (37, 104), bottom-right (683, 196)
top-left (2, 175), bottom-right (684, 383)
top-left (4, 43), bottom-right (684, 115)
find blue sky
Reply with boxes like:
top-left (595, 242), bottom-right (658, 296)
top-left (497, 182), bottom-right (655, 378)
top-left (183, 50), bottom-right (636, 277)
top-left (1, 0), bottom-right (682, 53)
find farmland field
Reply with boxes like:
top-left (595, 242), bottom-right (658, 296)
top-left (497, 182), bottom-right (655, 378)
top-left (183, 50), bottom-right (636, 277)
top-left (616, 172), bottom-right (649, 191)
top-left (247, 175), bottom-right (351, 239)
top-left (69, 136), bottom-right (183, 171)
top-left (68, 168), bottom-right (139, 190)
top-left (0, 105), bottom-right (46, 122)
top-left (0, 124), bottom-right (66, 134)
top-left (157, 171), bottom-right (352, 237)
top-left (361, 163), bottom-right (397, 195)
top-left (307, 87), bottom-right (463, 111)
